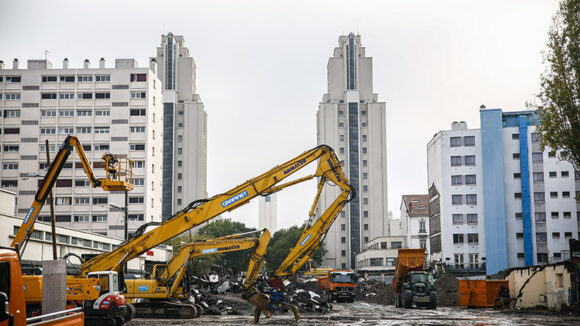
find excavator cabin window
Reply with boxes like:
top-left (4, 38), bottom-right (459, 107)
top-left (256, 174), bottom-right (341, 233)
top-left (0, 262), bottom-right (10, 299)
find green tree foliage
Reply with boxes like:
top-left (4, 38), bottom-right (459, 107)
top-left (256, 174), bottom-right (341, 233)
top-left (265, 225), bottom-right (327, 273)
top-left (537, 0), bottom-right (580, 170)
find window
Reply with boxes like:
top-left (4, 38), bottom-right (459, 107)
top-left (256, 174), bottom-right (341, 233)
top-left (339, 135), bottom-right (345, 142)
top-left (94, 110), bottom-right (110, 116)
top-left (419, 220), bottom-right (426, 233)
top-left (464, 136), bottom-right (475, 146)
top-left (533, 172), bottom-right (544, 182)
top-left (2, 163), bottom-right (18, 170)
top-left (41, 93), bottom-right (57, 99)
top-left (534, 192), bottom-right (545, 204)
top-left (536, 232), bottom-right (547, 243)
top-left (92, 215), bottom-right (107, 222)
top-left (532, 152), bottom-right (543, 163)
top-left (95, 75), bottom-right (110, 82)
top-left (3, 110), bottom-right (20, 118)
top-left (41, 110), bottom-right (57, 117)
top-left (5, 93), bottom-right (19, 100)
top-left (513, 153), bottom-right (520, 160)
top-left (94, 92), bottom-right (110, 99)
top-left (3, 128), bottom-right (19, 134)
top-left (130, 126), bottom-right (145, 133)
top-left (78, 75), bottom-right (92, 82)
top-left (552, 232), bottom-right (560, 239)
top-left (129, 197), bottom-right (144, 204)
top-left (517, 253), bottom-right (525, 260)
top-left (131, 92), bottom-right (146, 99)
top-left (563, 211), bottom-right (571, 218)
top-left (467, 233), bottom-right (479, 244)
top-left (467, 214), bottom-right (478, 224)
top-left (551, 212), bottom-right (559, 219)
top-left (560, 171), bottom-right (570, 178)
top-left (362, 160), bottom-right (367, 167)
top-left (60, 75), bottom-right (75, 82)
top-left (340, 224), bottom-right (345, 231)
top-left (363, 211), bottom-right (368, 217)
top-left (563, 191), bottom-right (570, 198)
top-left (130, 109), bottom-right (146, 116)
top-left (93, 144), bottom-right (109, 151)
top-left (364, 224), bottom-right (368, 231)
top-left (512, 133), bottom-right (519, 139)
top-left (452, 195), bottom-right (462, 205)
top-left (5, 76), bottom-right (21, 83)
top-left (514, 192), bottom-right (522, 199)
top-left (454, 254), bottom-right (464, 268)
top-left (130, 144), bottom-right (145, 151)
top-left (132, 161), bottom-right (145, 168)
top-left (391, 241), bottom-right (402, 249)
top-left (177, 186), bottom-right (182, 193)
top-left (339, 122), bottom-right (344, 128)
top-left (362, 122), bottom-right (367, 127)
top-left (1, 180), bottom-right (17, 188)
top-left (42, 75), bottom-right (57, 82)
top-left (513, 173), bottom-right (521, 179)
top-left (453, 234), bottom-right (464, 244)
top-left (55, 197), bottom-right (71, 205)
top-left (338, 110), bottom-right (344, 116)
top-left (177, 148), bottom-right (182, 155)
top-left (516, 233), bottom-right (524, 239)
top-left (363, 185), bottom-right (368, 192)
top-left (77, 110), bottom-right (92, 116)
top-left (464, 155), bottom-right (475, 166)
top-left (178, 135), bottom-right (183, 142)
top-left (465, 175), bottom-right (476, 185)
top-left (339, 148), bottom-right (345, 155)
top-left (59, 110), bottom-right (74, 117)
top-left (92, 197), bottom-right (108, 205)
top-left (341, 250), bottom-right (346, 257)
top-left (553, 253), bottom-right (561, 259)
top-left (363, 198), bottom-right (368, 205)
top-left (548, 151), bottom-right (556, 158)
top-left (94, 127), bottom-right (110, 134)
top-left (132, 178), bottom-right (144, 186)
top-left (130, 74), bottom-right (147, 82)
top-left (75, 180), bottom-right (90, 187)
top-left (550, 191), bottom-right (558, 198)
top-left (537, 253), bottom-right (548, 263)
top-left (466, 194), bottom-right (477, 205)
top-left (59, 92), bottom-right (74, 100)
top-left (450, 137), bottom-right (461, 147)
top-left (452, 214), bottom-right (463, 224)
top-left (363, 173), bottom-right (368, 180)
top-left (451, 175), bottom-right (462, 185)
top-left (3, 145), bottom-right (18, 152)
top-left (531, 133), bottom-right (540, 143)
top-left (515, 212), bottom-right (523, 219)
top-left (128, 214), bottom-right (144, 221)
top-left (178, 161), bottom-right (183, 167)
top-left (451, 156), bottom-right (461, 166)
top-left (362, 135), bottom-right (367, 142)
top-left (362, 147), bottom-right (367, 154)
top-left (565, 232), bottom-right (573, 238)
top-left (58, 127), bottom-right (74, 134)
top-left (74, 197), bottom-right (90, 205)
top-left (76, 127), bottom-right (91, 134)
top-left (77, 92), bottom-right (92, 99)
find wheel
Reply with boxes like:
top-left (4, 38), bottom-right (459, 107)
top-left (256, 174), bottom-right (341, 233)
top-left (428, 291), bottom-right (437, 309)
top-left (403, 290), bottom-right (413, 309)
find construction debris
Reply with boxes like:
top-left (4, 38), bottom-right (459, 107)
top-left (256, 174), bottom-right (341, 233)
top-left (434, 274), bottom-right (460, 306)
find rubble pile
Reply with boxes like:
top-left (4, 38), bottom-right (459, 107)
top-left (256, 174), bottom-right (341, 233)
top-left (356, 280), bottom-right (394, 305)
top-left (434, 274), bottom-right (459, 306)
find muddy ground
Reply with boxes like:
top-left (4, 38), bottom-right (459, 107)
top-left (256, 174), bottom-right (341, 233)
top-left (127, 293), bottom-right (580, 325)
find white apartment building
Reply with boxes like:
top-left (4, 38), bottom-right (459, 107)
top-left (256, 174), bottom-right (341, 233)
top-left (355, 235), bottom-right (406, 280)
top-left (317, 33), bottom-right (389, 269)
top-left (151, 33), bottom-right (207, 220)
top-left (258, 193), bottom-right (278, 234)
top-left (400, 195), bottom-right (430, 257)
top-left (0, 58), bottom-right (163, 238)
top-left (427, 121), bottom-right (485, 273)
top-left (427, 109), bottom-right (580, 276)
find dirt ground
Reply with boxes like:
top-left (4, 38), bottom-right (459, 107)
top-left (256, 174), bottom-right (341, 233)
top-left (127, 294), bottom-right (580, 326)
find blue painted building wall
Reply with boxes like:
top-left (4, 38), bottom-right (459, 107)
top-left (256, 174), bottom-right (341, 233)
top-left (480, 109), bottom-right (509, 275)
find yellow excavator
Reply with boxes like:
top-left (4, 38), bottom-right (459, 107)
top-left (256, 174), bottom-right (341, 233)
top-left (123, 229), bottom-right (271, 319)
top-left (11, 135), bottom-right (135, 325)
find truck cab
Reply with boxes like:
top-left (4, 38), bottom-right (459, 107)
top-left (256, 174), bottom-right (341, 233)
top-left (317, 270), bottom-right (357, 303)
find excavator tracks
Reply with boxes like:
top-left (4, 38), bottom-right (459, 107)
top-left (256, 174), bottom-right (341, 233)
top-left (133, 301), bottom-right (200, 319)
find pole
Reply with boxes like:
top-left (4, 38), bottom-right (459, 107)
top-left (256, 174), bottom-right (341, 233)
top-left (45, 139), bottom-right (57, 260)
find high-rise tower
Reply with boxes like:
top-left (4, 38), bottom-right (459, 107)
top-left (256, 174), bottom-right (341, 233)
top-left (316, 34), bottom-right (388, 269)
top-left (151, 33), bottom-right (207, 219)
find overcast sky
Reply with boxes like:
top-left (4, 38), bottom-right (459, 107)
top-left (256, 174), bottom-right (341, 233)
top-left (0, 0), bottom-right (560, 230)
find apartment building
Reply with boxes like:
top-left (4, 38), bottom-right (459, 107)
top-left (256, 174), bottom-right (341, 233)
top-left (427, 108), bottom-right (580, 275)
top-left (317, 33), bottom-right (389, 269)
top-left (400, 195), bottom-right (430, 257)
top-left (151, 33), bottom-right (207, 220)
top-left (0, 58), bottom-right (163, 238)
top-left (258, 193), bottom-right (278, 234)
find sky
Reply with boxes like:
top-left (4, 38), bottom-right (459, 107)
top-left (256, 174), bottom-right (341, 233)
top-left (0, 0), bottom-right (560, 230)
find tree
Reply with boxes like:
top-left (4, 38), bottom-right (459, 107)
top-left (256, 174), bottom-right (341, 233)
top-left (264, 225), bottom-right (327, 272)
top-left (536, 0), bottom-right (580, 170)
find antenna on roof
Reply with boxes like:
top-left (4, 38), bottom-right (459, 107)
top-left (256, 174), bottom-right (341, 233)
top-left (44, 50), bottom-right (50, 60)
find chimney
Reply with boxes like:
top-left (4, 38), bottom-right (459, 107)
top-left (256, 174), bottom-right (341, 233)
top-left (149, 58), bottom-right (158, 75)
top-left (99, 57), bottom-right (106, 69)
top-left (63, 58), bottom-right (69, 69)
top-left (13, 58), bottom-right (19, 69)
top-left (84, 59), bottom-right (90, 69)
top-left (0, 61), bottom-right (4, 69)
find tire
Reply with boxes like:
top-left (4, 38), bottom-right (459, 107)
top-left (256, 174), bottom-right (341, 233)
top-left (402, 290), bottom-right (413, 309)
top-left (428, 291), bottom-right (437, 309)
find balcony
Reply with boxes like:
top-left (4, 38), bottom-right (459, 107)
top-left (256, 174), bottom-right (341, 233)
top-left (445, 263), bottom-right (486, 274)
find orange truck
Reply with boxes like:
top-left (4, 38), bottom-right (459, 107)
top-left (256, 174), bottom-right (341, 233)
top-left (0, 247), bottom-right (84, 326)
top-left (392, 248), bottom-right (436, 309)
top-left (317, 270), bottom-right (357, 303)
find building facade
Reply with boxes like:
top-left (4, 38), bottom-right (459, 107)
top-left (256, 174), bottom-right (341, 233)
top-left (427, 109), bottom-right (580, 275)
top-left (400, 195), bottom-right (430, 257)
top-left (0, 58), bottom-right (163, 238)
top-left (151, 33), bottom-right (207, 220)
top-left (258, 193), bottom-right (277, 234)
top-left (355, 235), bottom-right (406, 280)
top-left (317, 33), bottom-right (388, 269)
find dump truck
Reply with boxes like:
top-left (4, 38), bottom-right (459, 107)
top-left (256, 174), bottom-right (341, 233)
top-left (0, 247), bottom-right (85, 326)
top-left (317, 270), bottom-right (357, 303)
top-left (392, 248), bottom-right (436, 309)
